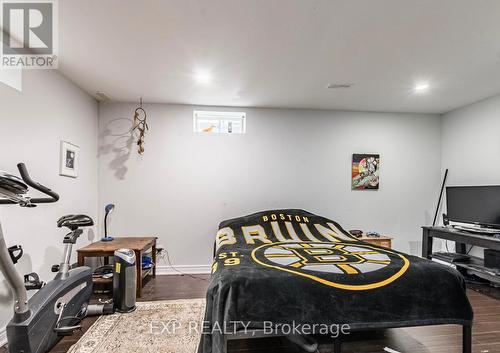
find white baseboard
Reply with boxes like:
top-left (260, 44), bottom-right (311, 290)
top-left (156, 265), bottom-right (211, 275)
top-left (0, 326), bottom-right (7, 348)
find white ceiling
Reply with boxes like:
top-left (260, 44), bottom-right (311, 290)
top-left (59, 0), bottom-right (500, 113)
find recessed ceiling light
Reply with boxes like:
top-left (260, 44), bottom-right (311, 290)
top-left (193, 70), bottom-right (212, 84)
top-left (414, 82), bottom-right (430, 93)
top-left (327, 83), bottom-right (354, 89)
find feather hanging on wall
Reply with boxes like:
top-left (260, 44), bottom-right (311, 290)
top-left (132, 98), bottom-right (149, 155)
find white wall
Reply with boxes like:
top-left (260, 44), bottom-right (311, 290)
top-left (98, 103), bottom-right (442, 270)
top-left (441, 94), bottom-right (500, 185)
top-left (0, 70), bottom-right (98, 332)
top-left (441, 94), bottom-right (500, 256)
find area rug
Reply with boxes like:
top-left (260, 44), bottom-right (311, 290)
top-left (68, 298), bottom-right (206, 353)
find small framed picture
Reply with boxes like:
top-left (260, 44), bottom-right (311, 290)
top-left (60, 141), bottom-right (79, 178)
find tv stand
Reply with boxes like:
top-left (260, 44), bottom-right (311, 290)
top-left (422, 226), bottom-right (500, 285)
top-left (451, 224), bottom-right (500, 235)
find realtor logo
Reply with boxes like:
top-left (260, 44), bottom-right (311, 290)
top-left (1, 0), bottom-right (58, 68)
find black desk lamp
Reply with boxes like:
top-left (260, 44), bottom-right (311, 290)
top-left (102, 204), bottom-right (115, 241)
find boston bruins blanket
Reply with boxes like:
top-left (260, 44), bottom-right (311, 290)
top-left (198, 209), bottom-right (473, 353)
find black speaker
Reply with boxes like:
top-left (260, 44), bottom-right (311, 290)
top-left (484, 249), bottom-right (500, 269)
top-left (442, 213), bottom-right (450, 226)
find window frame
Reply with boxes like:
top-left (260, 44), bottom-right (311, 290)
top-left (193, 110), bottom-right (246, 134)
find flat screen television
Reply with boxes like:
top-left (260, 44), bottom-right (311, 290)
top-left (446, 185), bottom-right (500, 229)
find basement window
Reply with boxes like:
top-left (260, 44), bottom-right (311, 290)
top-left (193, 110), bottom-right (246, 134)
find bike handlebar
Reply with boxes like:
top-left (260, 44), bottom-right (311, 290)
top-left (17, 163), bottom-right (59, 203)
top-left (0, 163), bottom-right (59, 205)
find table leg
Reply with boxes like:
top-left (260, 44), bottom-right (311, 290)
top-left (135, 250), bottom-right (142, 298)
top-left (152, 242), bottom-right (157, 278)
top-left (77, 253), bottom-right (85, 267)
top-left (455, 241), bottom-right (469, 275)
top-left (463, 325), bottom-right (472, 353)
top-left (422, 229), bottom-right (433, 259)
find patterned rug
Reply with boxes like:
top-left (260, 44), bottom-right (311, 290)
top-left (68, 298), bottom-right (206, 353)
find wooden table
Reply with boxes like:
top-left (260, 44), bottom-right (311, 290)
top-left (358, 235), bottom-right (392, 249)
top-left (77, 237), bottom-right (157, 298)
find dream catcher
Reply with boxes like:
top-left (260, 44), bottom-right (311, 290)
top-left (132, 98), bottom-right (149, 155)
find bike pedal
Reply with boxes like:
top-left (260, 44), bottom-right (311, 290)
top-left (54, 325), bottom-right (82, 336)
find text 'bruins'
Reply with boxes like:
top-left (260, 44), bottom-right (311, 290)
top-left (216, 220), bottom-right (355, 251)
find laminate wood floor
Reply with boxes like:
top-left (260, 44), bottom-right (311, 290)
top-left (2, 275), bottom-right (499, 353)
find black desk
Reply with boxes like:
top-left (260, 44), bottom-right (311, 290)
top-left (422, 226), bottom-right (500, 259)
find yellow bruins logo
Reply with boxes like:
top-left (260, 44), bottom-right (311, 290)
top-left (251, 242), bottom-right (410, 290)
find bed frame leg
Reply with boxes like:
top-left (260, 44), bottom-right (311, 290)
top-left (333, 337), bottom-right (341, 353)
top-left (463, 325), bottom-right (471, 353)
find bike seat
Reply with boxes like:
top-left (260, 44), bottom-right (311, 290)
top-left (57, 215), bottom-right (94, 230)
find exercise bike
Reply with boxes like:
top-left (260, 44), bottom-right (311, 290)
top-left (0, 164), bottom-right (112, 353)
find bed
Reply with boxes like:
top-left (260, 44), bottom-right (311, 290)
top-left (198, 209), bottom-right (473, 353)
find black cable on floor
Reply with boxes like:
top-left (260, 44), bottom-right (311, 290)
top-left (163, 248), bottom-right (209, 282)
